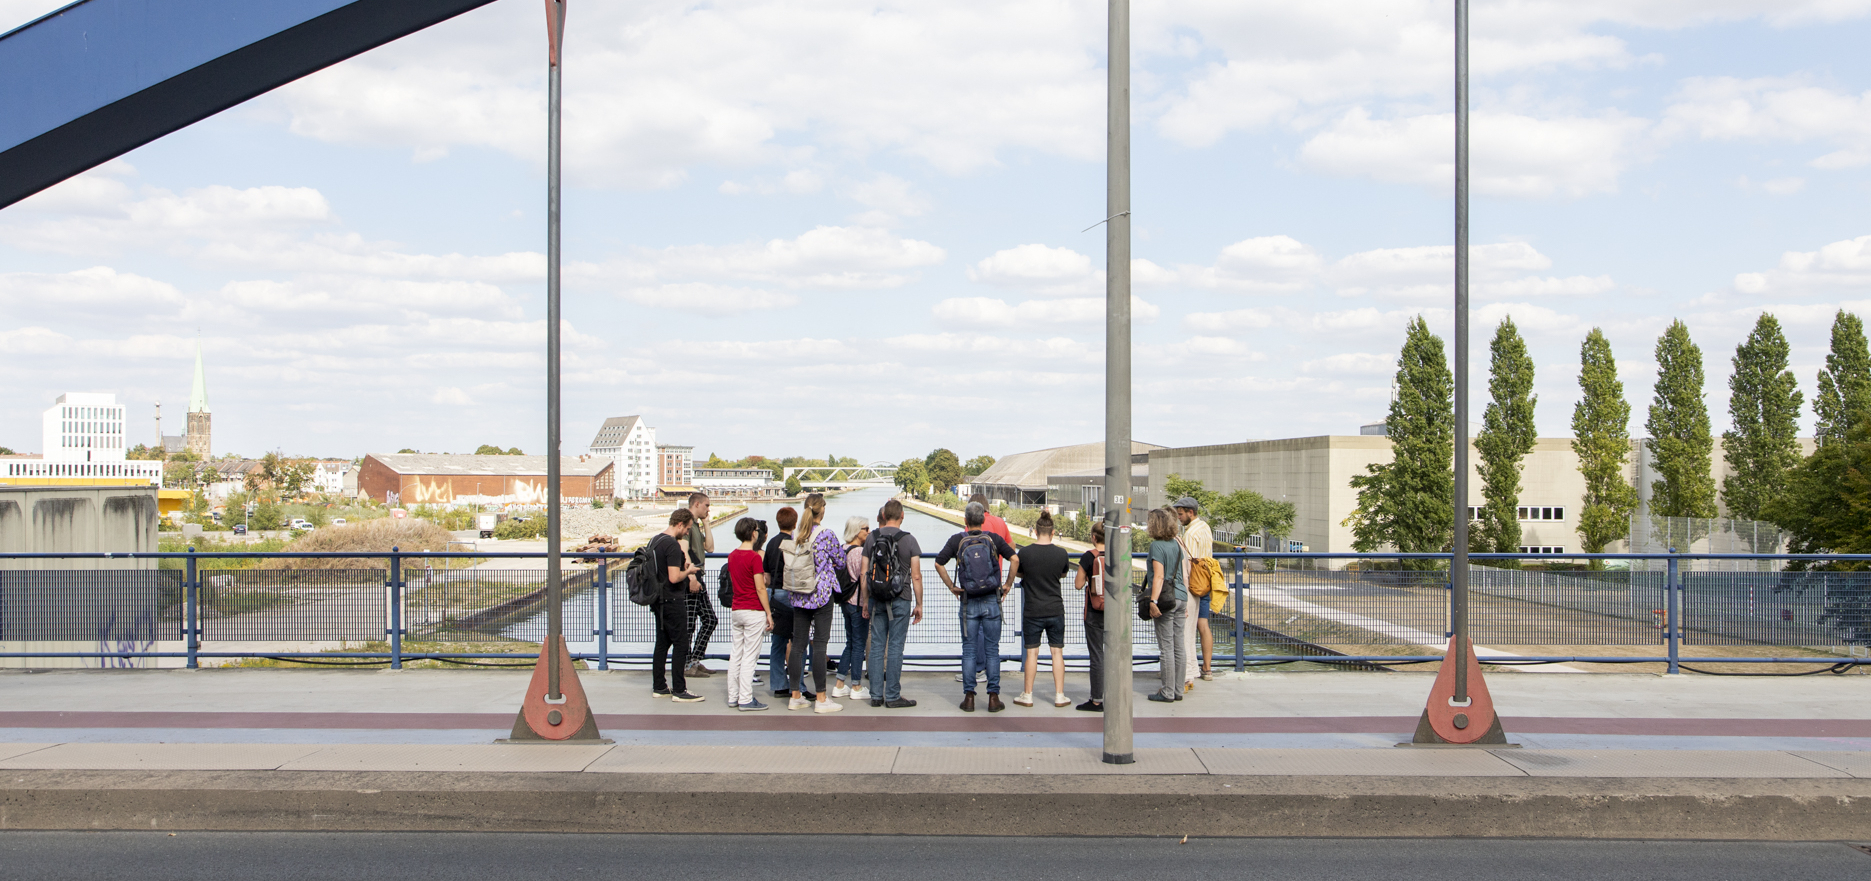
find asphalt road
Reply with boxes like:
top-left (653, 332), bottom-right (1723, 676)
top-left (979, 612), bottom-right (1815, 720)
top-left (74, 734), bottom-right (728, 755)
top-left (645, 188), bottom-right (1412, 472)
top-left (2, 834), bottom-right (1867, 881)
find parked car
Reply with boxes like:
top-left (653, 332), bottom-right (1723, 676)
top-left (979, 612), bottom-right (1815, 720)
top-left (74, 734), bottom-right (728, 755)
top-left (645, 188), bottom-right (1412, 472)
top-left (476, 512), bottom-right (507, 539)
top-left (231, 524), bottom-right (247, 535)
top-left (289, 518), bottom-right (314, 530)
top-left (331, 517), bottom-right (347, 526)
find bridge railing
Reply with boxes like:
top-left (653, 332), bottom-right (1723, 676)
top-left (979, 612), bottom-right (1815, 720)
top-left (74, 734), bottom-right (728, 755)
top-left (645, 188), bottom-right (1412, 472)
top-left (1, 551), bottom-right (1867, 673)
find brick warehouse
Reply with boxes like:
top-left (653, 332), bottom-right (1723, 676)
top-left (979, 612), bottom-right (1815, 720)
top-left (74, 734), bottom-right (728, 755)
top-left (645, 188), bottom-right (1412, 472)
top-left (356, 453), bottom-right (613, 507)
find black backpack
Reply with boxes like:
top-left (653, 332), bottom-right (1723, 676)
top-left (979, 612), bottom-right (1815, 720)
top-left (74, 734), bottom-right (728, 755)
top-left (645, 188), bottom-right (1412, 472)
top-left (832, 549), bottom-right (861, 604)
top-left (868, 531), bottom-right (910, 602)
top-left (956, 532), bottom-right (1000, 598)
top-left (717, 563), bottom-right (734, 608)
top-left (624, 535), bottom-right (668, 606)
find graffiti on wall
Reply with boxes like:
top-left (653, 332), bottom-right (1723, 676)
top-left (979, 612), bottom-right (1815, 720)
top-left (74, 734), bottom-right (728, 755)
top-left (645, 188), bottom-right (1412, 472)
top-left (403, 477), bottom-right (549, 505)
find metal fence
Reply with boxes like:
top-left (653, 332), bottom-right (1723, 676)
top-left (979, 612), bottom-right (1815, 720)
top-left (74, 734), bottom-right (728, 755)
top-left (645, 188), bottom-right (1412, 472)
top-left (2, 550), bottom-right (1868, 672)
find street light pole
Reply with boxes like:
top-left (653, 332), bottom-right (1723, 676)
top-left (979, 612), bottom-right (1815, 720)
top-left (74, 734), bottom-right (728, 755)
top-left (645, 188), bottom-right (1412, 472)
top-left (1101, 0), bottom-right (1134, 766)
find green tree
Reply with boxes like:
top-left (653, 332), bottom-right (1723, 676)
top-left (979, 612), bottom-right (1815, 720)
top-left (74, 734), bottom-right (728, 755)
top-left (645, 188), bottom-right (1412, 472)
top-left (894, 459), bottom-right (929, 498)
top-left (1646, 320), bottom-right (1718, 522)
top-left (397, 448), bottom-right (418, 454)
top-left (1349, 316), bottom-right (1453, 566)
top-left (1571, 329), bottom-right (1639, 565)
top-left (125, 443), bottom-right (164, 461)
top-left (783, 475), bottom-right (803, 497)
top-left (1722, 313), bottom-right (1804, 528)
top-left (924, 448), bottom-right (963, 494)
top-left (1766, 414), bottom-right (1871, 565)
top-left (964, 455), bottom-right (997, 476)
top-left (1168, 474), bottom-right (1297, 547)
top-left (506, 446), bottom-right (522, 455)
top-left (250, 501), bottom-right (283, 531)
top-left (1814, 310), bottom-right (1871, 447)
top-left (1163, 474), bottom-right (1221, 515)
top-left (1475, 317), bottom-right (1537, 557)
top-left (474, 444), bottom-right (516, 456)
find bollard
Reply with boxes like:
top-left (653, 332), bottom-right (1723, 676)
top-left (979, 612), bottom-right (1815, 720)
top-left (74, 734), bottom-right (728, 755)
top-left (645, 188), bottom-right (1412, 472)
top-left (1233, 558), bottom-right (1245, 673)
top-left (389, 547), bottom-right (403, 670)
top-left (595, 558), bottom-right (611, 671)
top-left (185, 547), bottom-right (199, 669)
top-left (1666, 550), bottom-right (1680, 675)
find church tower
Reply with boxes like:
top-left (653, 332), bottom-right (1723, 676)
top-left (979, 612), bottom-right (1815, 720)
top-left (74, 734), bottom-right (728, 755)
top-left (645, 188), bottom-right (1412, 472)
top-left (186, 340), bottom-right (211, 458)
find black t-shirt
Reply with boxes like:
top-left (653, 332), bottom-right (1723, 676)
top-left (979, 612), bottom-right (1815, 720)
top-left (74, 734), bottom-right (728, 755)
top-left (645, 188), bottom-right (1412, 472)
top-left (650, 532), bottom-right (688, 598)
top-left (763, 532), bottom-right (792, 605)
top-left (1015, 543), bottom-right (1071, 618)
top-left (933, 529), bottom-right (1016, 579)
top-left (1079, 550), bottom-right (1104, 623)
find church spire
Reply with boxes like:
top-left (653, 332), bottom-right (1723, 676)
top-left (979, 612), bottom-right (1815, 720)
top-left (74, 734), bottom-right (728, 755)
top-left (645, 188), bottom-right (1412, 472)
top-left (188, 337), bottom-right (210, 414)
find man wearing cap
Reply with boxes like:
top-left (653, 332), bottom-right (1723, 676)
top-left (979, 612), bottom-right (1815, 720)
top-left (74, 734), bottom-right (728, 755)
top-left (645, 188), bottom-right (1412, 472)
top-left (1172, 496), bottom-right (1215, 689)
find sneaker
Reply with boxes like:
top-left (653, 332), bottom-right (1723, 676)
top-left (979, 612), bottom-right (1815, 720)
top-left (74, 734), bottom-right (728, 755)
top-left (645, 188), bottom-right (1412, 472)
top-left (726, 700), bottom-right (740, 709)
top-left (738, 699), bottom-right (769, 712)
top-left (1012, 692), bottom-right (1034, 707)
top-left (831, 683), bottom-right (851, 698)
top-left (850, 686), bottom-right (871, 701)
top-left (1147, 693), bottom-right (1176, 703)
top-left (788, 696), bottom-right (811, 711)
top-left (671, 691), bottom-right (706, 703)
top-left (813, 700), bottom-right (844, 714)
top-left (651, 688), bottom-right (672, 698)
top-left (773, 689), bottom-right (791, 698)
top-left (870, 698), bottom-right (885, 707)
top-left (1201, 670), bottom-right (1214, 681)
top-left (1054, 693), bottom-right (1072, 707)
top-left (885, 698), bottom-right (918, 709)
top-left (686, 664), bottom-right (714, 678)
top-left (1075, 699), bottom-right (1103, 712)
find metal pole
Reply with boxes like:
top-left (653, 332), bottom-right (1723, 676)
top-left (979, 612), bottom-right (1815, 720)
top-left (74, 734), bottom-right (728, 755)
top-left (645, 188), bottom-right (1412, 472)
top-left (1232, 561), bottom-right (1244, 673)
top-left (1101, 0), bottom-right (1135, 766)
top-left (596, 557), bottom-right (610, 671)
top-left (389, 547), bottom-right (402, 670)
top-left (185, 548), bottom-right (199, 669)
top-left (544, 0), bottom-right (566, 701)
top-left (1450, 0), bottom-right (1471, 703)
top-left (1666, 551), bottom-right (1680, 675)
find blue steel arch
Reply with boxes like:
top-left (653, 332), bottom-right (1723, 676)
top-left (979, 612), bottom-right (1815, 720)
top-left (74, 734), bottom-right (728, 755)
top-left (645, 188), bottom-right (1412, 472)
top-left (0, 0), bottom-right (499, 209)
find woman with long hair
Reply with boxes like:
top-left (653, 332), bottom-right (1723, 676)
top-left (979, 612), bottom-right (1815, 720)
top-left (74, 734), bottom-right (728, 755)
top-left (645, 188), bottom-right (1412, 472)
top-left (786, 493), bottom-right (843, 713)
top-left (1144, 508), bottom-right (1187, 703)
top-left (833, 515), bottom-right (872, 702)
top-left (1072, 520), bottom-right (1107, 712)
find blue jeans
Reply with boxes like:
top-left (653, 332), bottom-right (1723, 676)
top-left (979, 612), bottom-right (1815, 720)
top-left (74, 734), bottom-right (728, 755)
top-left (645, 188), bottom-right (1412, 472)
top-left (838, 601), bottom-right (868, 686)
top-left (867, 594), bottom-right (913, 701)
top-left (960, 595), bottom-right (1002, 694)
top-left (768, 590), bottom-right (794, 692)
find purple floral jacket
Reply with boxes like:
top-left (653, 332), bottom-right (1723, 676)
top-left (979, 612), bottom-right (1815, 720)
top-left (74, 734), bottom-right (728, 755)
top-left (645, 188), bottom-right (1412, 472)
top-left (792, 525), bottom-right (843, 610)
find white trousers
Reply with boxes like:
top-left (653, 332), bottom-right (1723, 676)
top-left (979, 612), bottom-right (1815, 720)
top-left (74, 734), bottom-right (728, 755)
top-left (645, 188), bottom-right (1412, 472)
top-left (728, 609), bottom-right (767, 706)
top-left (1183, 594), bottom-right (1200, 683)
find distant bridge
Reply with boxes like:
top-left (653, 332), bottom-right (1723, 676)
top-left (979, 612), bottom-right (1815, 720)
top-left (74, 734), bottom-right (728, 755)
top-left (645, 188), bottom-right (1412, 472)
top-left (783, 462), bottom-right (898, 488)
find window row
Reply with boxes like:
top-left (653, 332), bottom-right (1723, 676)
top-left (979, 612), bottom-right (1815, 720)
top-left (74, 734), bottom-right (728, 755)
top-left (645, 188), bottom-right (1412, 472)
top-left (1466, 505), bottom-right (1566, 522)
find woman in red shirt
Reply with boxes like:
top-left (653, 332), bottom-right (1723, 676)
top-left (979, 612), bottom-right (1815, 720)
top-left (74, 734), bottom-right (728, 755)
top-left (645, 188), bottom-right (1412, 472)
top-left (726, 517), bottom-right (773, 711)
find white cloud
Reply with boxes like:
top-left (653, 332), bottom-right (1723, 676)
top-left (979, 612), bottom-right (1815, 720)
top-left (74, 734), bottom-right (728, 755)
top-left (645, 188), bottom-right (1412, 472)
top-left (619, 283), bottom-right (800, 315)
top-left (1732, 234), bottom-right (1871, 296)
top-left (1300, 108), bottom-right (1650, 197)
top-left (1184, 308), bottom-right (1274, 332)
top-left (932, 296), bottom-right (1159, 327)
top-left (967, 244), bottom-right (1097, 295)
top-left (621, 225), bottom-right (945, 290)
top-left (431, 387), bottom-right (476, 406)
top-left (1662, 76), bottom-right (1871, 168)
top-left (1302, 352), bottom-right (1394, 375)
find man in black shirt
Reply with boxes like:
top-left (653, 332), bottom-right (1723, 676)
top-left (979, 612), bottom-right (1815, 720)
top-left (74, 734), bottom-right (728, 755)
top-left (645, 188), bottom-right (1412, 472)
top-left (1004, 511), bottom-right (1072, 707)
top-left (762, 506), bottom-right (800, 698)
top-left (650, 508), bottom-right (704, 702)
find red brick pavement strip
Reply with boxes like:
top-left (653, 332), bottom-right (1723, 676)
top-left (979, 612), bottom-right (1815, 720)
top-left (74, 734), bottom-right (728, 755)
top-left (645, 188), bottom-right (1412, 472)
top-left (5, 711), bottom-right (1871, 737)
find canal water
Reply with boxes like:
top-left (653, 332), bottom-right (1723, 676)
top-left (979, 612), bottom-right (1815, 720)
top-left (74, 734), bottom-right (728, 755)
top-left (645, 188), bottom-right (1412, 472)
top-left (708, 486), bottom-right (960, 550)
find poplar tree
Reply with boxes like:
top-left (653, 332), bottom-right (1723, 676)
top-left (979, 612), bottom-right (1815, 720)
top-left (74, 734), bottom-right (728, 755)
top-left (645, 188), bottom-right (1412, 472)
top-left (1721, 313), bottom-right (1803, 527)
top-left (1646, 320), bottom-right (1718, 530)
top-left (1571, 328), bottom-right (1639, 564)
top-left (1814, 310), bottom-right (1871, 446)
top-left (1475, 317), bottom-right (1537, 556)
top-left (1349, 316), bottom-right (1453, 566)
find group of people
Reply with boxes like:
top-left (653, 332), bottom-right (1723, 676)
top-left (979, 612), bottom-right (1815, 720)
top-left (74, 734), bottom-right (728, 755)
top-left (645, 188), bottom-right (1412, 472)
top-left (642, 489), bottom-right (1223, 713)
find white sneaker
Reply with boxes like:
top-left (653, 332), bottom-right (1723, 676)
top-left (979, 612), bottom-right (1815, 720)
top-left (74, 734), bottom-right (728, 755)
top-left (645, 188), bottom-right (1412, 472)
top-left (850, 686), bottom-right (871, 701)
top-left (1012, 692), bottom-right (1034, 707)
top-left (788, 696), bottom-right (811, 711)
top-left (814, 700), bottom-right (844, 714)
top-left (831, 683), bottom-right (851, 698)
top-left (1054, 693), bottom-right (1072, 707)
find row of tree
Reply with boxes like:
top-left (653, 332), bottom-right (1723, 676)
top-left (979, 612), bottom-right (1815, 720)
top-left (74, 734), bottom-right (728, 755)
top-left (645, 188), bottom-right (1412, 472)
top-left (1350, 310), bottom-right (1871, 567)
top-left (894, 449), bottom-right (996, 498)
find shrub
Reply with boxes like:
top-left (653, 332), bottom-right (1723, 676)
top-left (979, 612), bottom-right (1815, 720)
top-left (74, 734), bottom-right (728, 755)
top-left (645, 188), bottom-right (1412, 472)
top-left (259, 518), bottom-right (458, 570)
top-left (250, 502), bottom-right (283, 531)
top-left (494, 516), bottom-right (548, 540)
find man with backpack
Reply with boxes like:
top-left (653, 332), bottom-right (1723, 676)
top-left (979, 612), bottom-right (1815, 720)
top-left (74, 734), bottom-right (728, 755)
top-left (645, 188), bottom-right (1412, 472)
top-left (648, 508), bottom-right (705, 702)
top-left (934, 502), bottom-right (1015, 712)
top-left (860, 499), bottom-right (923, 708)
top-left (1174, 496), bottom-right (1219, 688)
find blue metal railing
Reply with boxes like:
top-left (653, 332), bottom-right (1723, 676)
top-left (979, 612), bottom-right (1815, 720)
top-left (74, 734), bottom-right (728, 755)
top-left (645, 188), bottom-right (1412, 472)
top-left (1, 548), bottom-right (1867, 671)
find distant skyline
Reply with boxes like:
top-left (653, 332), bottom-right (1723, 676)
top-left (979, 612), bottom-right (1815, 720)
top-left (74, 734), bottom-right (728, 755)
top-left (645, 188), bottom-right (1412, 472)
top-left (2, 0), bottom-right (1869, 462)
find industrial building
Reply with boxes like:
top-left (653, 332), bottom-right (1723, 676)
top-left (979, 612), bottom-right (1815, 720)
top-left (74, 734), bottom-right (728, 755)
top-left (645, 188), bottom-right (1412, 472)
top-left (356, 453), bottom-right (614, 507)
top-left (692, 467), bottom-right (783, 499)
top-left (961, 441), bottom-right (1163, 507)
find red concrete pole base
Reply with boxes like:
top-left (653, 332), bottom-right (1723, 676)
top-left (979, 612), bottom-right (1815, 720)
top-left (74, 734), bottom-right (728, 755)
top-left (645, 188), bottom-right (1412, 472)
top-left (503, 635), bottom-right (608, 743)
top-left (1409, 635), bottom-right (1510, 745)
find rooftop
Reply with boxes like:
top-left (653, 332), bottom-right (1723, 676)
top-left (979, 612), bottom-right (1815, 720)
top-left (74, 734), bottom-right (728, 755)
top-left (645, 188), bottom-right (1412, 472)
top-left (365, 453), bottom-right (612, 477)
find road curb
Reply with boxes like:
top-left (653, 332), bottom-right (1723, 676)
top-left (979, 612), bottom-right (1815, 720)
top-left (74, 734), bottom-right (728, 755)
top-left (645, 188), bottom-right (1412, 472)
top-left (3, 771), bottom-right (1867, 839)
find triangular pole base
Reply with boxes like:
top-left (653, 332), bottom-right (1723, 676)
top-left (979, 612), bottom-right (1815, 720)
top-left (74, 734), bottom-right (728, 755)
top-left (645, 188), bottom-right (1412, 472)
top-left (1407, 635), bottom-right (1512, 746)
top-left (500, 635), bottom-right (609, 743)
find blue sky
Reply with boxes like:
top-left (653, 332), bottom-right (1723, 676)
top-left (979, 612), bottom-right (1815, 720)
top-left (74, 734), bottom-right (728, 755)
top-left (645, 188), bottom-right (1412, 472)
top-left (2, 0), bottom-right (1869, 464)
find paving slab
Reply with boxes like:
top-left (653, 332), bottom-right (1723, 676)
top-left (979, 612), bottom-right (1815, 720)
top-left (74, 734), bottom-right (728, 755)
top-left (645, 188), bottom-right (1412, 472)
top-left (1787, 751), bottom-right (1871, 777)
top-left (1193, 747), bottom-right (1526, 776)
top-left (584, 744), bottom-right (898, 774)
top-left (0, 742), bottom-right (321, 771)
top-left (0, 742), bottom-right (54, 762)
top-left (278, 744), bottom-right (617, 773)
top-left (1493, 749), bottom-right (1849, 778)
top-left (891, 747), bottom-right (1207, 775)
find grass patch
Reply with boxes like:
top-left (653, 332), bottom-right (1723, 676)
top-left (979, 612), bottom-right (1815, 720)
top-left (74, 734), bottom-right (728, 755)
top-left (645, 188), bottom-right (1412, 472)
top-left (219, 640), bottom-right (574, 669)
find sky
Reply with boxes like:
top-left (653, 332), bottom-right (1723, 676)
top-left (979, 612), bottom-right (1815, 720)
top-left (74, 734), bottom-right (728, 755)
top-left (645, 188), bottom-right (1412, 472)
top-left (2, 0), bottom-right (1870, 465)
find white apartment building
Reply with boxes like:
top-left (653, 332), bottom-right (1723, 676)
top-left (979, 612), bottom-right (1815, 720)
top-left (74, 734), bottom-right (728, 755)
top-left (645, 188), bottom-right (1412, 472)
top-left (311, 460), bottom-right (352, 496)
top-left (589, 415), bottom-right (657, 499)
top-left (2, 393), bottom-right (162, 486)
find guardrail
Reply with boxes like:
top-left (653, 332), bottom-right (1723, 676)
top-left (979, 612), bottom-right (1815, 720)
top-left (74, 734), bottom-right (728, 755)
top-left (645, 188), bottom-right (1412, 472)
top-left (1, 550), bottom-right (1867, 673)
